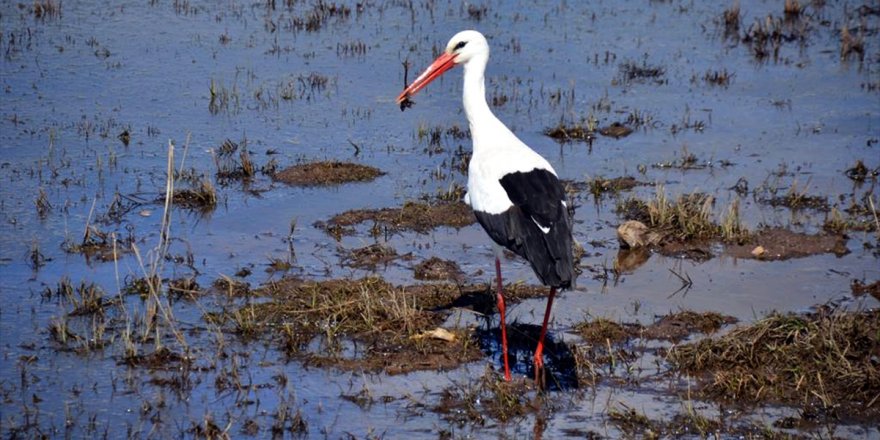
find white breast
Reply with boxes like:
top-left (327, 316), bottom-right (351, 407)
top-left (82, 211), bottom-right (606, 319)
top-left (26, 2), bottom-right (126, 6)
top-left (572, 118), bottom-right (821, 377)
top-left (466, 139), bottom-right (556, 215)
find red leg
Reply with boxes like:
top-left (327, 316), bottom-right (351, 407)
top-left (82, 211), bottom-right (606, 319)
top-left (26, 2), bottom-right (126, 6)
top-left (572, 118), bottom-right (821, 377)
top-left (534, 287), bottom-right (557, 387)
top-left (495, 257), bottom-right (511, 381)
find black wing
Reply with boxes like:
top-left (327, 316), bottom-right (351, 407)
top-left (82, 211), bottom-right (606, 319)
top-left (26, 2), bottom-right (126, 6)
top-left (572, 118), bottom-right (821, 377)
top-left (474, 169), bottom-right (576, 288)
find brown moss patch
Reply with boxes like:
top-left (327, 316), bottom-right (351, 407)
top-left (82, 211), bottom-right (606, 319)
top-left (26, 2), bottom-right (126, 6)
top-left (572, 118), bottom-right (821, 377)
top-left (642, 311), bottom-right (737, 341)
top-left (725, 228), bottom-right (849, 261)
top-left (317, 200), bottom-right (475, 237)
top-left (668, 310), bottom-right (880, 420)
top-left (413, 257), bottom-right (464, 281)
top-left (274, 161), bottom-right (384, 186)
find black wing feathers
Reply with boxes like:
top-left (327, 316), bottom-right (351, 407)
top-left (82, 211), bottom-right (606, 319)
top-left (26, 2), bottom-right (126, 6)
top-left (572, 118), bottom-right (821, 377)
top-left (474, 169), bottom-right (576, 289)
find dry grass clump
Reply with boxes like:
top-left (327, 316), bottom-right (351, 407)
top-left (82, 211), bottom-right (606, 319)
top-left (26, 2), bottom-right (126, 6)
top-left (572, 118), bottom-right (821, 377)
top-left (211, 277), bottom-right (482, 373)
top-left (171, 176), bottom-right (217, 211)
top-left (701, 69), bottom-right (734, 88)
top-left (722, 1), bottom-right (741, 36)
top-left (33, 0), bottom-right (61, 18)
top-left (840, 24), bottom-right (865, 61)
top-left (668, 310), bottom-right (880, 417)
top-left (783, 0), bottom-right (802, 18)
top-left (616, 186), bottom-right (750, 244)
top-left (274, 161), bottom-right (384, 186)
top-left (621, 189), bottom-right (716, 241)
top-left (575, 318), bottom-right (639, 344)
top-left (213, 139), bottom-right (257, 181)
top-left (616, 60), bottom-right (666, 85)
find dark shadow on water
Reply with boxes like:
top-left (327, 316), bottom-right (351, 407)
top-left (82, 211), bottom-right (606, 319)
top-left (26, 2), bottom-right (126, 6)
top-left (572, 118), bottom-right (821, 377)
top-left (441, 289), bottom-right (497, 316)
top-left (475, 322), bottom-right (578, 391)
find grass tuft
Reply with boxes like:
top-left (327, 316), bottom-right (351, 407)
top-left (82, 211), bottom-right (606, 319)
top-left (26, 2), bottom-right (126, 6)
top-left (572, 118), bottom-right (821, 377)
top-left (668, 309), bottom-right (880, 418)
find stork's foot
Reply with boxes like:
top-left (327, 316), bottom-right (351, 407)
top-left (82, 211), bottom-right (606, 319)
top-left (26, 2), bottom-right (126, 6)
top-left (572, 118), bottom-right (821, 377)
top-left (533, 352), bottom-right (546, 390)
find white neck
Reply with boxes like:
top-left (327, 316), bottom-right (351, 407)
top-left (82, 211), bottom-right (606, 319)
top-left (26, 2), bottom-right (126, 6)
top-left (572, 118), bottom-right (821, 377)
top-left (461, 54), bottom-right (501, 150)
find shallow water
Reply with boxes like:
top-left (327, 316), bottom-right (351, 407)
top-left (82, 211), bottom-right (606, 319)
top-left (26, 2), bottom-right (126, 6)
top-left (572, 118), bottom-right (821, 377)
top-left (1, 0), bottom-right (878, 437)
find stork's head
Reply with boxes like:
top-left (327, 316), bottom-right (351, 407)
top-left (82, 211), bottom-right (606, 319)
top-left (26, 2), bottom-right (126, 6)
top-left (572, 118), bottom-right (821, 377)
top-left (396, 30), bottom-right (489, 106)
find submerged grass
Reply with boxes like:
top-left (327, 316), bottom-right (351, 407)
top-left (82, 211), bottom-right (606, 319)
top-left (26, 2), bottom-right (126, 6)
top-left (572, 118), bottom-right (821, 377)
top-left (668, 309), bottom-right (880, 419)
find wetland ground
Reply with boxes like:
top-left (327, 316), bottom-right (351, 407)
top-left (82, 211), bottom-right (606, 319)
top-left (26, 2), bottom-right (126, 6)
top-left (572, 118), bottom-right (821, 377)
top-left (1, 0), bottom-right (879, 438)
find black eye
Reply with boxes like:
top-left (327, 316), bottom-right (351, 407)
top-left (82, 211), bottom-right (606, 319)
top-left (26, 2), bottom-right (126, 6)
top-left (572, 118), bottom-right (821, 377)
top-left (454, 41), bottom-right (467, 51)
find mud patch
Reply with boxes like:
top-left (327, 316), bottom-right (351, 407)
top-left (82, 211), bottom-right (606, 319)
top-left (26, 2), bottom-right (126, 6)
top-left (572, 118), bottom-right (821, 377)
top-left (274, 161), bottom-right (384, 186)
top-left (413, 257), bottom-right (464, 281)
top-left (316, 200), bottom-right (475, 238)
top-left (725, 227), bottom-right (849, 261)
top-left (642, 311), bottom-right (737, 341)
top-left (668, 309), bottom-right (880, 421)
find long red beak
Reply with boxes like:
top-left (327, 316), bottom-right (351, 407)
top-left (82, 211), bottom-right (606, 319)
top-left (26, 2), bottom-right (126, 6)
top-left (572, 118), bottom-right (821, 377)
top-left (396, 52), bottom-right (457, 104)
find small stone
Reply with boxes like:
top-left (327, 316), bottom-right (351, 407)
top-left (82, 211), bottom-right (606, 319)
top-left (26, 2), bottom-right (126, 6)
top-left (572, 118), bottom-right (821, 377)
top-left (617, 220), bottom-right (662, 248)
top-left (412, 327), bottom-right (456, 343)
top-left (751, 245), bottom-right (766, 257)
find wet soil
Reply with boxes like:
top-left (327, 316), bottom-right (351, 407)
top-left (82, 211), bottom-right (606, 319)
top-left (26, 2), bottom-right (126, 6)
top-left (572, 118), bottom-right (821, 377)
top-left (273, 161), bottom-right (384, 186)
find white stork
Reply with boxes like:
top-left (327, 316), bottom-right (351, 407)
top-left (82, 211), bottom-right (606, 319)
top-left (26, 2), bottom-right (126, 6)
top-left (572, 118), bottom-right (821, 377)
top-left (396, 30), bottom-right (576, 383)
